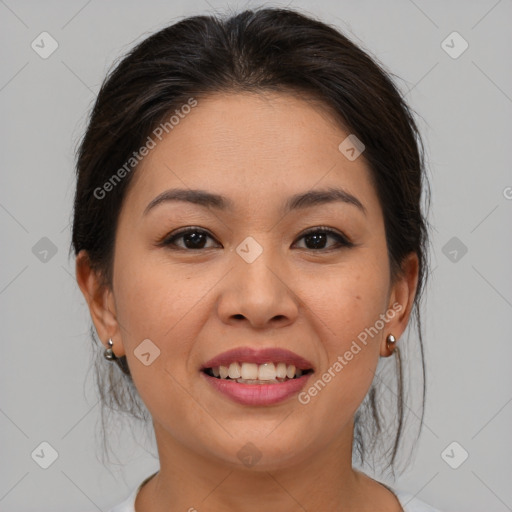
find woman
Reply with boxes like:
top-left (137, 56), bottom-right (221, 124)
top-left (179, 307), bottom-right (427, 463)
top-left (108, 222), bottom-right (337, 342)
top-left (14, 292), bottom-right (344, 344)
top-left (72, 6), bottom-right (440, 511)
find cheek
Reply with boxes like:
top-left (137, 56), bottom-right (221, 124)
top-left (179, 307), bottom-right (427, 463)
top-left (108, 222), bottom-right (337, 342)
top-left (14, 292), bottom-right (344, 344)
top-left (298, 252), bottom-right (389, 404)
top-left (111, 254), bottom-right (211, 404)
top-left (304, 254), bottom-right (390, 344)
top-left (114, 250), bottom-right (202, 340)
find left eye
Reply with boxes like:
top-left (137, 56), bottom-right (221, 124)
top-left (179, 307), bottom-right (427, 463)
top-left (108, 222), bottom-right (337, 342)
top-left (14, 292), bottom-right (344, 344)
top-left (294, 227), bottom-right (353, 250)
top-left (160, 226), bottom-right (352, 251)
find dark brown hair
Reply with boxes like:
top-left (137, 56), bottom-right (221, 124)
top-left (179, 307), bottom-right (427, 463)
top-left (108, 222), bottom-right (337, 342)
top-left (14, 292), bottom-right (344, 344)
top-left (71, 6), bottom-right (431, 477)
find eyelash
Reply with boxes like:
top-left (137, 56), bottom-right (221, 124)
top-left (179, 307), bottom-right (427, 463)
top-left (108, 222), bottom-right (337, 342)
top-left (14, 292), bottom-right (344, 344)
top-left (159, 226), bottom-right (354, 252)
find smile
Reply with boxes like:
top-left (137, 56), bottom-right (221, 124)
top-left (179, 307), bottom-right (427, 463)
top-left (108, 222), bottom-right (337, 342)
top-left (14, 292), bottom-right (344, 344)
top-left (201, 347), bottom-right (315, 405)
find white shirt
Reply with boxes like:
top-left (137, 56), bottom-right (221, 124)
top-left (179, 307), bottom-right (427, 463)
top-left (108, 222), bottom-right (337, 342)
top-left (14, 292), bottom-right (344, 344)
top-left (108, 472), bottom-right (442, 512)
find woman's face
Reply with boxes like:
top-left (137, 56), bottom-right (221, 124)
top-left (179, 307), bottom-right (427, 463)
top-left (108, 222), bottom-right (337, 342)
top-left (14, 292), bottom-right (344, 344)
top-left (79, 91), bottom-right (417, 471)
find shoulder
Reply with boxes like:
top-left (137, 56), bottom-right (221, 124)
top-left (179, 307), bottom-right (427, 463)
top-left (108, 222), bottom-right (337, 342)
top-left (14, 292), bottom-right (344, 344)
top-left (392, 488), bottom-right (443, 512)
top-left (107, 486), bottom-right (137, 512)
top-left (107, 471), bottom-right (158, 512)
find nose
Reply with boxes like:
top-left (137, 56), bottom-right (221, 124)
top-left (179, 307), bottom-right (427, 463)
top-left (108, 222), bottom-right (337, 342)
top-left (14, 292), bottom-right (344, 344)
top-left (216, 248), bottom-right (299, 330)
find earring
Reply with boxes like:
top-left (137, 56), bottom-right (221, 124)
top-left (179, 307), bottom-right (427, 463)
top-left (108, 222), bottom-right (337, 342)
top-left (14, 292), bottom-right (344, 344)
top-left (386, 334), bottom-right (397, 353)
top-left (104, 337), bottom-right (118, 361)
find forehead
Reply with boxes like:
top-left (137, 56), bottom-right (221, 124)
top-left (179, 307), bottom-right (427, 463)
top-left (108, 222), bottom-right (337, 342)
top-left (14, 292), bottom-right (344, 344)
top-left (121, 91), bottom-right (379, 218)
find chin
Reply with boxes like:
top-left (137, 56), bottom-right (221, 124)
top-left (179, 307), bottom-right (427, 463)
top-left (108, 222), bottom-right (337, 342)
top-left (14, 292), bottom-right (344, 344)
top-left (200, 431), bottom-right (314, 472)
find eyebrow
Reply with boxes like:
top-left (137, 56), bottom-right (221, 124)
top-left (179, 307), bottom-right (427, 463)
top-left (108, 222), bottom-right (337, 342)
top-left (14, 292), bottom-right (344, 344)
top-left (143, 186), bottom-right (366, 216)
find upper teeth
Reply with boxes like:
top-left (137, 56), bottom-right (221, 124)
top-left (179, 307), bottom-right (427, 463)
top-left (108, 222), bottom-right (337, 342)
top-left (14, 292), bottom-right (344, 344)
top-left (212, 362), bottom-right (304, 380)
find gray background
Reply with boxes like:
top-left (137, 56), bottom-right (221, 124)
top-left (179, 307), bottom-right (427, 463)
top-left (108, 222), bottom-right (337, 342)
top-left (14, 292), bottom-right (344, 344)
top-left (1, 0), bottom-right (511, 511)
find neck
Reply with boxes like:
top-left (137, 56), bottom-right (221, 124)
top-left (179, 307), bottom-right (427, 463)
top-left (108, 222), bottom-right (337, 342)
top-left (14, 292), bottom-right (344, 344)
top-left (135, 420), bottom-right (395, 512)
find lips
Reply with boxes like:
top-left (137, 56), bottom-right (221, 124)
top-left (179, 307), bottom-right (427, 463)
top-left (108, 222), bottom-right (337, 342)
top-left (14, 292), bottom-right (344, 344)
top-left (200, 346), bottom-right (314, 405)
top-left (201, 346), bottom-right (314, 371)
top-left (202, 371), bottom-right (312, 405)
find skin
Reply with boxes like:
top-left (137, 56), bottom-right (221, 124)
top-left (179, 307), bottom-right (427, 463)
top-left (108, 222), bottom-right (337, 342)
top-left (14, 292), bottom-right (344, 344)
top-left (76, 91), bottom-right (418, 512)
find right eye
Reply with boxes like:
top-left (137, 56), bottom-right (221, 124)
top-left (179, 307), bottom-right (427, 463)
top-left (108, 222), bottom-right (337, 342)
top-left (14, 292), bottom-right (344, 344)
top-left (160, 227), bottom-right (221, 251)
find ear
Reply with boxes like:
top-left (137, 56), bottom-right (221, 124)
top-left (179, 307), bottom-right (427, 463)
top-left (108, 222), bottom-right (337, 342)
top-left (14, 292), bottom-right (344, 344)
top-left (75, 250), bottom-right (126, 358)
top-left (380, 252), bottom-right (419, 357)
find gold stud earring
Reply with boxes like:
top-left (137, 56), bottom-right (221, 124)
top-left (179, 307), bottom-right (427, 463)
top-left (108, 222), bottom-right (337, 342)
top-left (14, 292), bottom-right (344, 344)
top-left (386, 334), bottom-right (397, 353)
